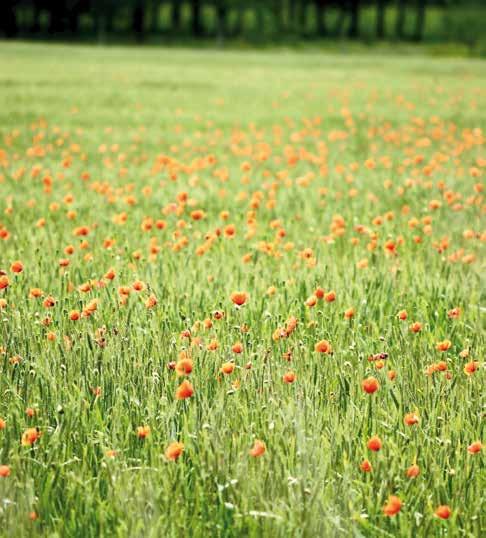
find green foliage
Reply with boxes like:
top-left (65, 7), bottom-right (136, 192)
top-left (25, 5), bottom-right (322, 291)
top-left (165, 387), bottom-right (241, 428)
top-left (0, 42), bottom-right (484, 536)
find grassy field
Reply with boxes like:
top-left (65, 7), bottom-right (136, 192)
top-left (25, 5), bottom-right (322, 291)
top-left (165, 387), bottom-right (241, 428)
top-left (0, 42), bottom-right (484, 537)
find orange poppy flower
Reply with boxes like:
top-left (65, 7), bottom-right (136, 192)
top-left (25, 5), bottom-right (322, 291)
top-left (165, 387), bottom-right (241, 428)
top-left (305, 295), bottom-right (317, 307)
top-left (136, 426), bottom-right (151, 439)
top-left (175, 380), bottom-right (194, 400)
top-left (447, 307), bottom-right (461, 319)
top-left (324, 291), bottom-right (336, 302)
top-left (464, 361), bottom-right (479, 375)
top-left (145, 294), bottom-right (157, 308)
top-left (404, 412), bottom-right (420, 426)
top-left (165, 441), bottom-right (184, 461)
top-left (249, 440), bottom-right (266, 457)
top-left (10, 260), bottom-right (24, 273)
top-left (367, 436), bottom-right (382, 451)
top-left (29, 288), bottom-right (43, 298)
top-left (21, 427), bottom-right (41, 447)
top-left (362, 377), bottom-right (380, 394)
top-left (42, 296), bottom-right (56, 308)
top-left (360, 459), bottom-right (372, 472)
top-left (231, 291), bottom-right (248, 306)
top-left (435, 505), bottom-right (452, 519)
top-left (314, 287), bottom-right (325, 299)
top-left (410, 321), bottom-right (422, 333)
top-left (383, 495), bottom-right (402, 516)
top-left (467, 441), bottom-right (482, 454)
top-left (344, 308), bottom-right (355, 319)
top-left (232, 342), bottom-right (243, 354)
top-left (175, 358), bottom-right (193, 377)
top-left (282, 371), bottom-right (296, 384)
top-left (0, 465), bottom-right (10, 477)
top-left (221, 362), bottom-right (235, 375)
top-left (314, 340), bottom-right (332, 354)
top-left (406, 464), bottom-right (420, 478)
top-left (436, 340), bottom-right (452, 352)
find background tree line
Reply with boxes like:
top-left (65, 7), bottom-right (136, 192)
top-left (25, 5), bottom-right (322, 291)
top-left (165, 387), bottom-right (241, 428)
top-left (1, 1), bottom-right (485, 52)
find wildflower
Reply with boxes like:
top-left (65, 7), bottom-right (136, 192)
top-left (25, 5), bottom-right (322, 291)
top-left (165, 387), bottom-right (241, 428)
top-left (42, 296), bottom-right (56, 308)
top-left (221, 362), bottom-right (235, 375)
top-left (367, 436), bottom-right (382, 452)
top-left (69, 310), bottom-right (80, 321)
top-left (232, 342), bottom-right (243, 354)
top-left (314, 340), bottom-right (332, 354)
top-left (404, 412), bottom-right (419, 426)
top-left (467, 441), bottom-right (482, 454)
top-left (314, 287), bottom-right (325, 299)
top-left (305, 295), bottom-right (317, 307)
top-left (464, 361), bottom-right (479, 375)
top-left (10, 260), bottom-right (24, 273)
top-left (436, 340), bottom-right (451, 352)
top-left (283, 371), bottom-right (296, 384)
top-left (21, 427), bottom-right (41, 447)
top-left (175, 358), bottom-right (193, 377)
top-left (344, 308), bottom-right (355, 319)
top-left (410, 322), bottom-right (422, 333)
top-left (435, 505), bottom-right (452, 519)
top-left (324, 291), bottom-right (336, 302)
top-left (406, 464), bottom-right (420, 478)
top-left (136, 426), bottom-right (151, 439)
top-left (175, 380), bottom-right (194, 400)
top-left (383, 495), bottom-right (402, 516)
top-left (362, 377), bottom-right (379, 394)
top-left (231, 291), bottom-right (248, 306)
top-left (0, 465), bottom-right (10, 477)
top-left (145, 294), bottom-right (157, 308)
top-left (165, 441), bottom-right (184, 461)
top-left (360, 459), bottom-right (372, 472)
top-left (249, 440), bottom-right (266, 457)
top-left (447, 307), bottom-right (461, 319)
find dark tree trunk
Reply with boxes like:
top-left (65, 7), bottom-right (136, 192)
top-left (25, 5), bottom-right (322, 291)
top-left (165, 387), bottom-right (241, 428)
top-left (256, 4), bottom-right (265, 35)
top-left (376, 0), bottom-right (385, 38)
top-left (233, 5), bottom-right (244, 36)
top-left (298, 0), bottom-right (308, 33)
top-left (289, 0), bottom-right (297, 30)
top-left (133, 0), bottom-right (146, 41)
top-left (278, 0), bottom-right (286, 31)
top-left (315, 0), bottom-right (326, 36)
top-left (48, 1), bottom-right (66, 34)
top-left (216, 3), bottom-right (227, 44)
top-left (191, 0), bottom-right (202, 36)
top-left (150, 0), bottom-right (160, 33)
top-left (69, 12), bottom-right (80, 34)
top-left (413, 0), bottom-right (426, 41)
top-left (333, 3), bottom-right (347, 36)
top-left (2, 1), bottom-right (18, 37)
top-left (172, 0), bottom-right (181, 29)
top-left (31, 0), bottom-right (41, 33)
top-left (348, 0), bottom-right (360, 38)
top-left (395, 0), bottom-right (406, 39)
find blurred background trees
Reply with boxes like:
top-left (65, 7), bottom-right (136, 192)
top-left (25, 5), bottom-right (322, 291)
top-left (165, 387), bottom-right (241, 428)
top-left (1, 1), bottom-right (485, 55)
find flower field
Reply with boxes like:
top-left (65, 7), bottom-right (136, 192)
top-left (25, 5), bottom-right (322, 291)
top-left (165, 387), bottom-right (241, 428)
top-left (0, 43), bottom-right (484, 536)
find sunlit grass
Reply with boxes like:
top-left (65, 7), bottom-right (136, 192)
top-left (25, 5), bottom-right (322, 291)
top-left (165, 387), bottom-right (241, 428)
top-left (0, 43), bottom-right (484, 537)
